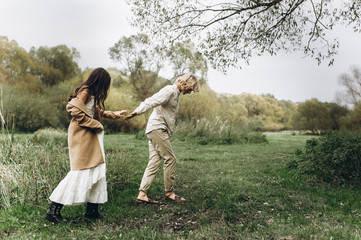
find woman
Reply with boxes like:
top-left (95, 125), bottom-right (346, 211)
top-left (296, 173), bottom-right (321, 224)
top-left (46, 67), bottom-right (128, 223)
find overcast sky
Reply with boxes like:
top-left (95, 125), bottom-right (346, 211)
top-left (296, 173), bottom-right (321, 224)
top-left (1, 0), bottom-right (361, 103)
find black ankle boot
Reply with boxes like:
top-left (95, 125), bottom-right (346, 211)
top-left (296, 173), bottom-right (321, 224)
top-left (45, 201), bottom-right (63, 223)
top-left (84, 202), bottom-right (104, 219)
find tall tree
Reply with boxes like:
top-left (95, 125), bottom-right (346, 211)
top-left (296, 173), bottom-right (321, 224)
top-left (166, 40), bottom-right (208, 81)
top-left (127, 0), bottom-right (361, 70)
top-left (109, 34), bottom-right (162, 75)
top-left (109, 34), bottom-right (167, 100)
top-left (341, 102), bottom-right (361, 129)
top-left (337, 65), bottom-right (361, 106)
top-left (0, 36), bottom-right (37, 82)
top-left (325, 102), bottom-right (349, 130)
top-left (292, 98), bottom-right (335, 133)
top-left (30, 45), bottom-right (80, 86)
top-left (109, 34), bottom-right (208, 100)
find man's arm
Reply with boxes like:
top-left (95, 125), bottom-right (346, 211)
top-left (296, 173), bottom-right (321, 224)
top-left (125, 86), bottom-right (173, 119)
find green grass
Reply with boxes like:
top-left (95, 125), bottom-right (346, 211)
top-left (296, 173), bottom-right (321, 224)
top-left (1, 132), bottom-right (361, 239)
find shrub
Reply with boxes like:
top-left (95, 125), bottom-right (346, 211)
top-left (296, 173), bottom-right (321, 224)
top-left (292, 131), bottom-right (361, 184)
top-left (1, 84), bottom-right (64, 132)
top-left (33, 128), bottom-right (67, 147)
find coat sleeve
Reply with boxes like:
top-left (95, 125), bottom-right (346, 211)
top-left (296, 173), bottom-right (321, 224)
top-left (98, 109), bottom-right (122, 119)
top-left (66, 103), bottom-right (104, 132)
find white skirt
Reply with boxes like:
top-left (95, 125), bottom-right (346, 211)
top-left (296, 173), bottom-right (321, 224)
top-left (49, 131), bottom-right (107, 205)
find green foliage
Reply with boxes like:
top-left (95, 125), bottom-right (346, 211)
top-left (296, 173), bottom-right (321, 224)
top-left (109, 34), bottom-right (208, 101)
top-left (292, 131), bottom-right (361, 185)
top-left (134, 129), bottom-right (147, 140)
top-left (292, 99), bottom-right (348, 133)
top-left (340, 102), bottom-right (361, 130)
top-left (166, 39), bottom-right (208, 81)
top-left (29, 45), bottom-right (81, 86)
top-left (1, 36), bottom-right (300, 134)
top-left (102, 87), bottom-right (147, 133)
top-left (1, 85), bottom-right (61, 132)
top-left (2, 133), bottom-right (361, 239)
top-left (326, 102), bottom-right (349, 130)
top-left (178, 84), bottom-right (221, 122)
top-left (0, 83), bottom-right (74, 132)
top-left (239, 93), bottom-right (295, 131)
top-left (0, 36), bottom-right (80, 88)
top-left (0, 134), bottom-right (134, 210)
top-left (0, 36), bottom-right (39, 88)
top-left (109, 34), bottom-right (172, 101)
top-left (129, 70), bottom-right (170, 101)
top-left (0, 135), bottom-right (69, 208)
top-left (109, 34), bottom-right (162, 77)
top-left (127, 1), bottom-right (360, 70)
top-left (178, 89), bottom-right (297, 133)
top-left (174, 118), bottom-right (268, 145)
top-left (33, 128), bottom-right (67, 147)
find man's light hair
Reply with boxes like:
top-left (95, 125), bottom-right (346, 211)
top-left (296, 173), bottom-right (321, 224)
top-left (175, 74), bottom-right (199, 92)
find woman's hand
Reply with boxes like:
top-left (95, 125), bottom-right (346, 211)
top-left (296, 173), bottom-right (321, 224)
top-left (114, 110), bottom-right (128, 119)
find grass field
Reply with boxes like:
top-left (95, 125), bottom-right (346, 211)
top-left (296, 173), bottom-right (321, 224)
top-left (1, 132), bottom-right (361, 239)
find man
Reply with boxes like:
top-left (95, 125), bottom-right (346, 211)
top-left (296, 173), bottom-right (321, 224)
top-left (125, 74), bottom-right (199, 204)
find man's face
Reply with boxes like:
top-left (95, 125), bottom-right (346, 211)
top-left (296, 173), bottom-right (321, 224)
top-left (181, 87), bottom-right (193, 95)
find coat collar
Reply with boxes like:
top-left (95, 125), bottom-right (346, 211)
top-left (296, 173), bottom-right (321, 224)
top-left (68, 98), bottom-right (92, 117)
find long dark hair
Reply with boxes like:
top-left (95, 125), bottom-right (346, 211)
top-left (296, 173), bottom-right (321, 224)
top-left (69, 67), bottom-right (111, 113)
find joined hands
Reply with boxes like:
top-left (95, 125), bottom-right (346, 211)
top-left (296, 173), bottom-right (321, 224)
top-left (113, 110), bottom-right (128, 119)
top-left (124, 112), bottom-right (137, 120)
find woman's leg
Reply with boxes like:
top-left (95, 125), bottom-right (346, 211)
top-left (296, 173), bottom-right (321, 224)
top-left (85, 202), bottom-right (104, 219)
top-left (45, 201), bottom-right (63, 223)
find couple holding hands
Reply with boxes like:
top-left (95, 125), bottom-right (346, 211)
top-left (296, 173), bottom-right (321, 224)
top-left (46, 67), bottom-right (199, 223)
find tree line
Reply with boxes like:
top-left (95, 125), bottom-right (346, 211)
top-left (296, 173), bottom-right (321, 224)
top-left (0, 36), bottom-right (360, 134)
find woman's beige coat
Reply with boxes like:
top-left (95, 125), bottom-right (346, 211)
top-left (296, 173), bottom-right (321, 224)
top-left (66, 98), bottom-right (120, 170)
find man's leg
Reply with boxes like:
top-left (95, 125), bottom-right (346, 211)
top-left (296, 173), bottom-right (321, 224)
top-left (146, 129), bottom-right (177, 193)
top-left (148, 130), bottom-right (186, 202)
top-left (139, 139), bottom-right (162, 193)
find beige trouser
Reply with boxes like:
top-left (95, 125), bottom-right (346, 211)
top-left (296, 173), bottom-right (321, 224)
top-left (139, 129), bottom-right (176, 193)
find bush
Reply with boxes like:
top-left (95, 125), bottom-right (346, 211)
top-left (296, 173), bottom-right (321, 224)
top-left (33, 128), bottom-right (67, 147)
top-left (1, 84), bottom-right (65, 132)
top-left (292, 131), bottom-right (361, 184)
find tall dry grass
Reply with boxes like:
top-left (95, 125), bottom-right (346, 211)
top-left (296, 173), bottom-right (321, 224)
top-left (0, 131), bottom-right (69, 209)
top-left (0, 127), bottom-right (133, 209)
top-left (174, 117), bottom-right (268, 144)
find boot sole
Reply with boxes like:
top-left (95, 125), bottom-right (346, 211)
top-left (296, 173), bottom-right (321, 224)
top-left (45, 213), bottom-right (62, 224)
top-left (84, 214), bottom-right (104, 220)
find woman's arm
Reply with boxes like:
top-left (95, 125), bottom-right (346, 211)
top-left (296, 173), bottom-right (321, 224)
top-left (77, 88), bottom-right (91, 104)
top-left (67, 105), bottom-right (104, 132)
top-left (98, 109), bottom-right (128, 119)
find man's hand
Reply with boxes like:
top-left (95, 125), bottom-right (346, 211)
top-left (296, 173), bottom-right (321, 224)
top-left (124, 111), bottom-right (137, 120)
